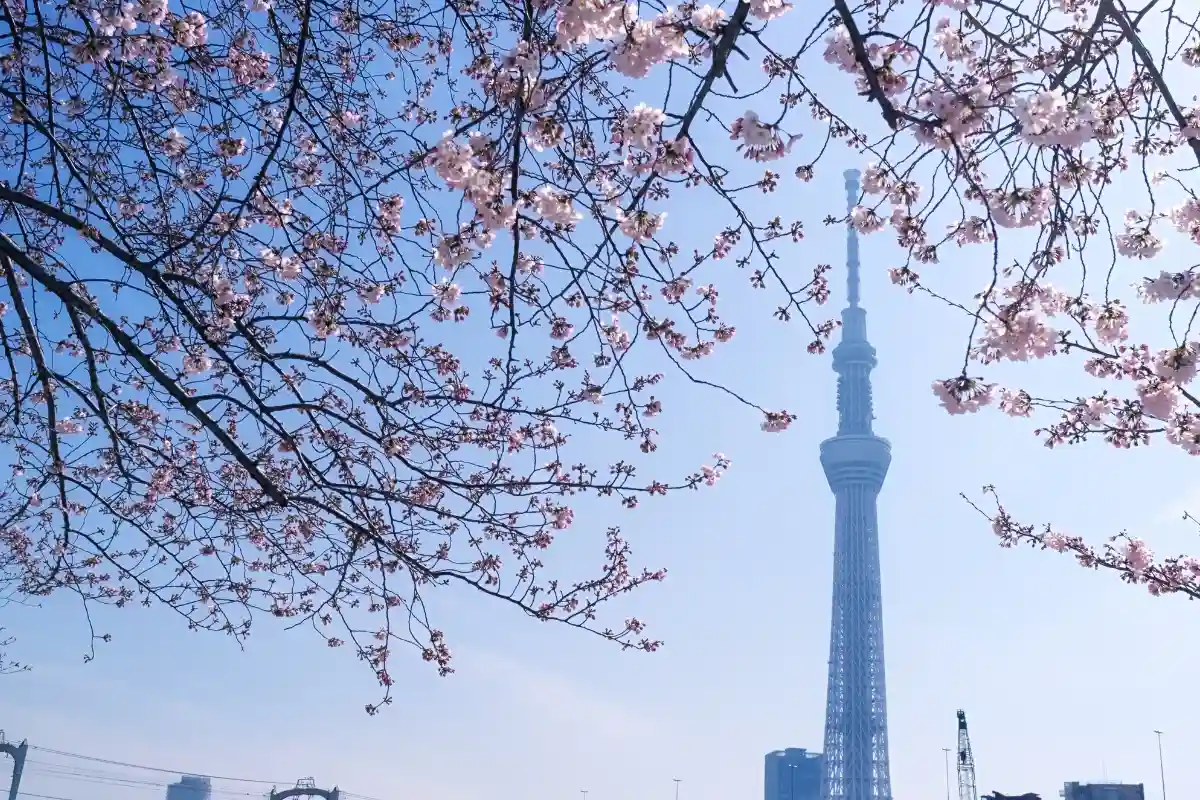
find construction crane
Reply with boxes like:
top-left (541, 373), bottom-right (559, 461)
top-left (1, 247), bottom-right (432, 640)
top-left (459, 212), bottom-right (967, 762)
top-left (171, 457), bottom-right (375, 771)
top-left (957, 710), bottom-right (978, 800)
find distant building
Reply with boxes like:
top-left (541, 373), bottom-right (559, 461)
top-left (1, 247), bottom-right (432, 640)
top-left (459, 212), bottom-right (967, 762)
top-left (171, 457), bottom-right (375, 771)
top-left (764, 748), bottom-right (822, 800)
top-left (1062, 783), bottom-right (1145, 800)
top-left (166, 775), bottom-right (213, 800)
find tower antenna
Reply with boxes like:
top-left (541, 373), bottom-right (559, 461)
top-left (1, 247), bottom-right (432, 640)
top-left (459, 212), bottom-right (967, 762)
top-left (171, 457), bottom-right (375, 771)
top-left (844, 168), bottom-right (861, 308)
top-left (956, 711), bottom-right (978, 800)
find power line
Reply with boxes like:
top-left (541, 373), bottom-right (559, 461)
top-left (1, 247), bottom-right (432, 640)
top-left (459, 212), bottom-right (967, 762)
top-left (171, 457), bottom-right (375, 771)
top-left (3, 789), bottom-right (85, 800)
top-left (21, 761), bottom-right (266, 798)
top-left (29, 748), bottom-right (288, 786)
top-left (26, 759), bottom-right (265, 787)
top-left (9, 740), bottom-right (384, 800)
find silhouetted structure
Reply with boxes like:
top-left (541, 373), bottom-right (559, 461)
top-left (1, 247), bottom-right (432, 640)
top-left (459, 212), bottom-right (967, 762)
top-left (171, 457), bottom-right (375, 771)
top-left (818, 169), bottom-right (893, 800)
top-left (166, 775), bottom-right (212, 800)
top-left (1062, 784), bottom-right (1144, 800)
top-left (957, 711), bottom-right (977, 800)
top-left (765, 748), bottom-right (822, 800)
top-left (1, 731), bottom-right (28, 800)
top-left (269, 776), bottom-right (340, 800)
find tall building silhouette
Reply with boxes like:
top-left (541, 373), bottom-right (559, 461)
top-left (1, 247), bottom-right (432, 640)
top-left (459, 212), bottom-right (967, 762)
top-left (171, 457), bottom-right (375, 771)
top-left (818, 169), bottom-right (893, 800)
top-left (166, 775), bottom-right (212, 800)
top-left (765, 748), bottom-right (823, 800)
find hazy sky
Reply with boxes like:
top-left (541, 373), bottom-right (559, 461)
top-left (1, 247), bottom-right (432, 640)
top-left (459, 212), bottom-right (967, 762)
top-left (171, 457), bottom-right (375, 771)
top-left (4, 7), bottom-right (1199, 800)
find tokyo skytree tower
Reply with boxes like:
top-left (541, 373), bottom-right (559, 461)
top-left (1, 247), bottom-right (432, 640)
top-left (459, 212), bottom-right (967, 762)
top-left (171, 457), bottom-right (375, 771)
top-left (817, 169), bottom-right (893, 800)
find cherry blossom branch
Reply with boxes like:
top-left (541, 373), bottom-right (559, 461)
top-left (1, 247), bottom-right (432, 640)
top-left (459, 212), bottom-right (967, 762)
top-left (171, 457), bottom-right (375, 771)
top-left (967, 487), bottom-right (1200, 602)
top-left (0, 234), bottom-right (290, 505)
top-left (1107, 0), bottom-right (1200, 164)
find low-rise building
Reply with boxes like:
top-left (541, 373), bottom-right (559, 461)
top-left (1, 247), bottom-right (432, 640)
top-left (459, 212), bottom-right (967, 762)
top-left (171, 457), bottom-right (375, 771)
top-left (1062, 782), bottom-right (1145, 800)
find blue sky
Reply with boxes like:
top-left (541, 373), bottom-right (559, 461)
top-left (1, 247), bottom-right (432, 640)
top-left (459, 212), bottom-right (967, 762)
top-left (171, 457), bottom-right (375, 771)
top-left (8, 172), bottom-right (1198, 800)
top-left (5, 6), bottom-right (1200, 800)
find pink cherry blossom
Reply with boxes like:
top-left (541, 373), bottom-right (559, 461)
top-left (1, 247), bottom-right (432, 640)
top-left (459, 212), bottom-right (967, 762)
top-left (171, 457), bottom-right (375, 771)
top-left (760, 410), bottom-right (795, 432)
top-left (850, 205), bottom-right (885, 234)
top-left (1117, 211), bottom-right (1165, 259)
top-left (691, 5), bottom-right (726, 31)
top-left (749, 0), bottom-right (791, 21)
top-left (932, 377), bottom-right (995, 415)
top-left (1014, 89), bottom-right (1098, 148)
top-left (358, 284), bottom-right (386, 305)
top-left (172, 11), bottom-right (208, 47)
top-left (730, 111), bottom-right (793, 162)
top-left (613, 103), bottom-right (666, 150)
top-left (618, 209), bottom-right (666, 241)
top-left (432, 280), bottom-right (462, 308)
top-left (532, 186), bottom-right (583, 226)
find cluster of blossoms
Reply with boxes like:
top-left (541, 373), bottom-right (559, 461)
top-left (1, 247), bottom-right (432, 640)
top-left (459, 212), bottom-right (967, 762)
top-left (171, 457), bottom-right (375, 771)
top-left (849, 164), bottom-right (926, 248)
top-left (376, 195), bottom-right (405, 237)
top-left (730, 111), bottom-right (797, 162)
top-left (1114, 198), bottom-right (1200, 261)
top-left (813, 5), bottom-right (1200, 486)
top-left (613, 104), bottom-right (697, 176)
top-left (824, 27), bottom-right (916, 98)
top-left (554, 0), bottom-right (686, 78)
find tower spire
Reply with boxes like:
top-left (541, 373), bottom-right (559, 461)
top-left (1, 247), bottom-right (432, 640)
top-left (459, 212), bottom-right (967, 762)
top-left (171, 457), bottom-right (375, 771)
top-left (831, 169), bottom-right (877, 436)
top-left (845, 169), bottom-right (861, 309)
top-left (840, 170), bottom-right (868, 345)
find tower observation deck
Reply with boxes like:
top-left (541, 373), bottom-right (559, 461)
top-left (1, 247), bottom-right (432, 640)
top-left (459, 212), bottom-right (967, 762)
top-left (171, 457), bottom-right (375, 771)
top-left (818, 169), bottom-right (893, 800)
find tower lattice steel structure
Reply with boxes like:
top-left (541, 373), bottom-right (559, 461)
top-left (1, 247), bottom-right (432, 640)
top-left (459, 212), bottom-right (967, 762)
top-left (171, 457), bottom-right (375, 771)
top-left (956, 710), bottom-right (978, 800)
top-left (818, 169), bottom-right (893, 800)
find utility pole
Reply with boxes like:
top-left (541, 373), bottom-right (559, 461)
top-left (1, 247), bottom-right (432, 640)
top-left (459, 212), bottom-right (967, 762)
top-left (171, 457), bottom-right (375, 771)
top-left (942, 748), bottom-right (952, 800)
top-left (581, 789), bottom-right (588, 800)
top-left (0, 731), bottom-right (28, 800)
top-left (673, 778), bottom-right (681, 800)
top-left (1154, 730), bottom-right (1167, 800)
